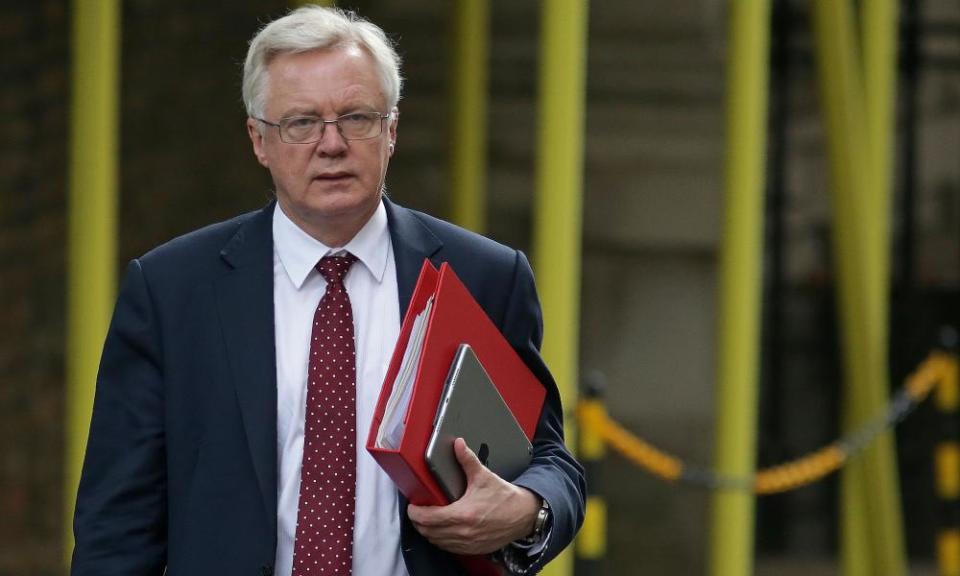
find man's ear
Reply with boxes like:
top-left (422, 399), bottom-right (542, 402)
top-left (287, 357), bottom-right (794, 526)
top-left (387, 107), bottom-right (399, 156)
top-left (246, 118), bottom-right (269, 168)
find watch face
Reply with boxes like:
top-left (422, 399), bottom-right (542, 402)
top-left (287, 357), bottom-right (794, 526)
top-left (533, 506), bottom-right (550, 537)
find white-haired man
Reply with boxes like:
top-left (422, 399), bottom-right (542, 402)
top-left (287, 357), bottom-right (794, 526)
top-left (72, 6), bottom-right (584, 576)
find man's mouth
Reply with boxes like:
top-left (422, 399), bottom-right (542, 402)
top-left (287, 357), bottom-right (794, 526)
top-left (314, 171), bottom-right (352, 182)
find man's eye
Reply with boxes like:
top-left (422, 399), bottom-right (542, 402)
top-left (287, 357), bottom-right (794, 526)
top-left (286, 117), bottom-right (317, 128)
top-left (342, 113), bottom-right (373, 123)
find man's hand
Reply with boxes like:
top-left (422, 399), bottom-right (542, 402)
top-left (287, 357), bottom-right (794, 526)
top-left (407, 438), bottom-right (540, 555)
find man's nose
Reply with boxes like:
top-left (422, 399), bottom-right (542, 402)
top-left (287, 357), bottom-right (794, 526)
top-left (315, 122), bottom-right (348, 156)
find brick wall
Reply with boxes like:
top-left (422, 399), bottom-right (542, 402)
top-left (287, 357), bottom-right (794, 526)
top-left (0, 1), bottom-right (69, 573)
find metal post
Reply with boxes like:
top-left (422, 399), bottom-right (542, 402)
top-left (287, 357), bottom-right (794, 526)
top-left (65, 0), bottom-right (120, 565)
top-left (810, 1), bottom-right (906, 574)
top-left (533, 1), bottom-right (589, 574)
top-left (861, 0), bottom-right (898, 300)
top-left (861, 3), bottom-right (902, 571)
top-left (448, 0), bottom-right (489, 233)
top-left (936, 330), bottom-right (960, 576)
top-left (576, 373), bottom-right (607, 574)
top-left (707, 1), bottom-right (771, 575)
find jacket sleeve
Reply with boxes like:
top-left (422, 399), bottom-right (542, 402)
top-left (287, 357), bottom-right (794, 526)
top-left (71, 259), bottom-right (167, 576)
top-left (500, 250), bottom-right (587, 573)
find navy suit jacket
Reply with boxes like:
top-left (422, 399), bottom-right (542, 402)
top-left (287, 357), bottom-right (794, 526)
top-left (72, 199), bottom-right (585, 576)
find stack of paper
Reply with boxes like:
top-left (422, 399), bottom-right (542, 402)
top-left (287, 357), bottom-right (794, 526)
top-left (375, 296), bottom-right (434, 449)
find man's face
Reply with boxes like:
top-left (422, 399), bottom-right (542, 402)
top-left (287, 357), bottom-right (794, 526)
top-left (247, 46), bottom-right (397, 245)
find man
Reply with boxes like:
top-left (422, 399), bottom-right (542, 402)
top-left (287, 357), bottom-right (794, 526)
top-left (72, 6), bottom-right (584, 576)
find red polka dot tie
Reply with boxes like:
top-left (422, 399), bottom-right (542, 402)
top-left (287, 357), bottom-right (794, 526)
top-left (292, 254), bottom-right (359, 576)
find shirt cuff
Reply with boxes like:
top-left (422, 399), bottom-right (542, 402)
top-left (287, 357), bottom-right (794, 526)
top-left (510, 525), bottom-right (552, 556)
top-left (497, 526), bottom-right (552, 574)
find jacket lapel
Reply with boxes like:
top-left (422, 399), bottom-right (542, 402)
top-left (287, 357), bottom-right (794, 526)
top-left (384, 197), bottom-right (454, 568)
top-left (209, 198), bottom-right (444, 560)
top-left (383, 197), bottom-right (443, 318)
top-left (214, 202), bottom-right (278, 539)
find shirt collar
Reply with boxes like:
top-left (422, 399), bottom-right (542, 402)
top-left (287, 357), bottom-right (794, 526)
top-left (273, 200), bottom-right (390, 289)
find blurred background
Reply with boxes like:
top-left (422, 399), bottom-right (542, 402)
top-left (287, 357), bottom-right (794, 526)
top-left (1, 0), bottom-right (958, 574)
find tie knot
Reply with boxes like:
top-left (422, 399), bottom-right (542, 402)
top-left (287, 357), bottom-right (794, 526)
top-left (317, 253), bottom-right (357, 285)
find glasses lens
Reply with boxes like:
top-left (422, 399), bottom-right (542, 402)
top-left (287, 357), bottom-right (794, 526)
top-left (281, 117), bottom-right (321, 143)
top-left (339, 113), bottom-right (381, 140)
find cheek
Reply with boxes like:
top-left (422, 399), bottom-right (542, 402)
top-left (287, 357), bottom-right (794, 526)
top-left (376, 147), bottom-right (392, 169)
top-left (269, 149), bottom-right (311, 176)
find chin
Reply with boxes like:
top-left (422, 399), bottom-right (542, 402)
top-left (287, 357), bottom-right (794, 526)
top-left (307, 192), bottom-right (378, 220)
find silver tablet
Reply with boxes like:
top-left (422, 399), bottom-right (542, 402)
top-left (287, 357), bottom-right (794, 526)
top-left (424, 343), bottom-right (533, 501)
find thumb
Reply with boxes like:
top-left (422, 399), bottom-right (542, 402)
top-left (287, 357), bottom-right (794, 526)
top-left (454, 437), bottom-right (486, 481)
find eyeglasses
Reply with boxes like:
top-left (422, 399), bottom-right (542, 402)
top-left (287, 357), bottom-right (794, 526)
top-left (255, 111), bottom-right (392, 144)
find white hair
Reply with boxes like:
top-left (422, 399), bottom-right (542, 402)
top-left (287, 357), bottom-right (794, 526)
top-left (242, 5), bottom-right (403, 119)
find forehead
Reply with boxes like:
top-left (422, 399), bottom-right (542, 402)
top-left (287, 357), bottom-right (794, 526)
top-left (264, 46), bottom-right (386, 114)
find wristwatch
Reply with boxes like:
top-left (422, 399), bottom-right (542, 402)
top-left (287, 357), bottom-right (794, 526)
top-left (497, 499), bottom-right (553, 573)
top-left (520, 499), bottom-right (551, 545)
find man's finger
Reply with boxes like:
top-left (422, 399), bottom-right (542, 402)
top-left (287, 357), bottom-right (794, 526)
top-left (454, 437), bottom-right (487, 482)
top-left (407, 503), bottom-right (455, 527)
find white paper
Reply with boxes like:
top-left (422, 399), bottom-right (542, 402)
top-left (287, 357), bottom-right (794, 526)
top-left (376, 296), bottom-right (434, 449)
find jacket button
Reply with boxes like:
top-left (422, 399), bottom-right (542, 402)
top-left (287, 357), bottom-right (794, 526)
top-left (259, 565), bottom-right (273, 576)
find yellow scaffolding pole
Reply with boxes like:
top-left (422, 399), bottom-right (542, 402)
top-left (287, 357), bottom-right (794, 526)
top-left (707, 1), bottom-right (771, 575)
top-left (65, 0), bottom-right (120, 565)
top-left (861, 0), bottom-right (897, 320)
top-left (861, 3), bottom-right (901, 573)
top-left (448, 0), bottom-right (489, 233)
top-left (533, 1), bottom-right (588, 574)
top-left (811, 1), bottom-right (905, 575)
top-left (937, 353), bottom-right (960, 576)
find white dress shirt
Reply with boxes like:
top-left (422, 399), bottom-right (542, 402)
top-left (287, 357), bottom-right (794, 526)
top-left (273, 201), bottom-right (408, 576)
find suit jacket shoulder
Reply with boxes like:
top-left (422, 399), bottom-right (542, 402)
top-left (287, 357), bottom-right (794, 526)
top-left (137, 204), bottom-right (271, 286)
top-left (385, 200), bottom-right (528, 333)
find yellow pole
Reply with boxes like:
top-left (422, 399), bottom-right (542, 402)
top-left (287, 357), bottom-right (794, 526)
top-left (533, 1), bottom-right (588, 574)
top-left (449, 0), bottom-right (489, 233)
top-left (861, 0), bottom-right (897, 327)
top-left (861, 5), bottom-right (901, 573)
top-left (810, 4), bottom-right (874, 573)
top-left (576, 382), bottom-right (607, 572)
top-left (707, 1), bottom-right (770, 575)
top-left (937, 353), bottom-right (960, 576)
top-left (810, 1), bottom-right (906, 575)
top-left (65, 0), bottom-right (120, 565)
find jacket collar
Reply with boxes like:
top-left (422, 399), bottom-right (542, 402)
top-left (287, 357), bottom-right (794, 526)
top-left (382, 196), bottom-right (443, 317)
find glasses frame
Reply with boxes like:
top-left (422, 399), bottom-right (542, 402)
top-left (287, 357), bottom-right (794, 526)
top-left (254, 111), bottom-right (393, 144)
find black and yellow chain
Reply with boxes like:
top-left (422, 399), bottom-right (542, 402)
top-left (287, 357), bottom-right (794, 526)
top-left (576, 351), bottom-right (958, 495)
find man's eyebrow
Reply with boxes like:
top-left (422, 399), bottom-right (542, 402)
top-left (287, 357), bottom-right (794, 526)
top-left (336, 103), bottom-right (380, 114)
top-left (276, 102), bottom-right (382, 118)
top-left (278, 107), bottom-right (319, 118)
